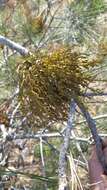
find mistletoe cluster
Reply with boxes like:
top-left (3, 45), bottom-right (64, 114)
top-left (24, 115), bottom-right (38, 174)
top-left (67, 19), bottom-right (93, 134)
top-left (17, 45), bottom-right (103, 127)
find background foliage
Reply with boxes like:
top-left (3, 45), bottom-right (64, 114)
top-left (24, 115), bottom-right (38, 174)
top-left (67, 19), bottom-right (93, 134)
top-left (0, 0), bottom-right (107, 189)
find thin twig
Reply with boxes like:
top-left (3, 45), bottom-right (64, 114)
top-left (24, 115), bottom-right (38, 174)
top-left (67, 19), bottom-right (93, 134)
top-left (10, 102), bottom-right (20, 125)
top-left (40, 137), bottom-right (48, 190)
top-left (4, 132), bottom-right (89, 143)
top-left (82, 92), bottom-right (107, 97)
top-left (71, 131), bottom-right (88, 169)
top-left (77, 114), bottom-right (107, 125)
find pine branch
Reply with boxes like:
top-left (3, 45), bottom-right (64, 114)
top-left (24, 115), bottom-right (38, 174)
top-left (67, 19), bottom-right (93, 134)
top-left (58, 100), bottom-right (76, 190)
top-left (0, 35), bottom-right (29, 56)
top-left (75, 97), bottom-right (107, 175)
